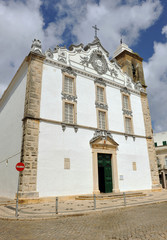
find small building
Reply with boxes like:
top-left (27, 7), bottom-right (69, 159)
top-left (0, 37), bottom-right (160, 200)
top-left (154, 132), bottom-right (167, 188)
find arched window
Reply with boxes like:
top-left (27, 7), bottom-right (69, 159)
top-left (132, 63), bottom-right (136, 77)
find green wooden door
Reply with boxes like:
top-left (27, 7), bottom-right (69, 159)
top-left (98, 153), bottom-right (113, 193)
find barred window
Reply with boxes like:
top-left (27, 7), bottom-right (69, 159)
top-left (64, 76), bottom-right (74, 95)
top-left (98, 111), bottom-right (106, 129)
top-left (123, 95), bottom-right (130, 110)
top-left (97, 86), bottom-right (104, 103)
top-left (64, 103), bottom-right (74, 124)
top-left (125, 117), bottom-right (132, 134)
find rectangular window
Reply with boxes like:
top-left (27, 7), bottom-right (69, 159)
top-left (97, 86), bottom-right (104, 103)
top-left (125, 117), bottom-right (132, 134)
top-left (64, 76), bottom-right (74, 95)
top-left (98, 111), bottom-right (106, 129)
top-left (163, 141), bottom-right (167, 146)
top-left (64, 103), bottom-right (74, 124)
top-left (154, 142), bottom-right (157, 147)
top-left (123, 95), bottom-right (130, 110)
top-left (165, 156), bottom-right (167, 168)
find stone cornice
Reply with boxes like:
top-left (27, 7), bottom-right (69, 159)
top-left (22, 116), bottom-right (148, 139)
top-left (44, 58), bottom-right (142, 96)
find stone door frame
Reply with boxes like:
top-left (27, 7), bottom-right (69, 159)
top-left (90, 136), bottom-right (120, 194)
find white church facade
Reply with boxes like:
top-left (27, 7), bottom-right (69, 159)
top-left (0, 36), bottom-right (160, 199)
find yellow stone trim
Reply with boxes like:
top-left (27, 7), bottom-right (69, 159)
top-left (121, 92), bottom-right (132, 111)
top-left (62, 72), bottom-right (76, 96)
top-left (62, 99), bottom-right (77, 124)
top-left (96, 108), bottom-right (108, 130)
top-left (19, 51), bottom-right (45, 198)
top-left (123, 115), bottom-right (134, 135)
top-left (95, 83), bottom-right (107, 104)
top-left (140, 92), bottom-right (160, 189)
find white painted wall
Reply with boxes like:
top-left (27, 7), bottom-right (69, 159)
top-left (114, 134), bottom-right (152, 191)
top-left (0, 67), bottom-right (27, 198)
top-left (37, 122), bottom-right (152, 196)
top-left (107, 86), bottom-right (124, 132)
top-left (77, 75), bottom-right (96, 127)
top-left (40, 64), bottom-right (145, 134)
top-left (38, 63), bottom-right (151, 196)
top-left (40, 64), bottom-right (62, 121)
top-left (37, 123), bottom-right (93, 197)
top-left (131, 94), bottom-right (145, 136)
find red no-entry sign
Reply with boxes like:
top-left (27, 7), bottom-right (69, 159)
top-left (16, 162), bottom-right (25, 172)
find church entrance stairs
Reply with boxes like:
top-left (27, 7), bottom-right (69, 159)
top-left (75, 191), bottom-right (146, 200)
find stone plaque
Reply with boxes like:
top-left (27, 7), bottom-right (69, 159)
top-left (64, 158), bottom-right (70, 169)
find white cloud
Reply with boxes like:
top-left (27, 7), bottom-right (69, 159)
top-left (0, 0), bottom-right (62, 97)
top-left (0, 0), bottom-right (164, 111)
top-left (58, 0), bottom-right (162, 55)
top-left (143, 26), bottom-right (167, 132)
top-left (162, 25), bottom-right (167, 38)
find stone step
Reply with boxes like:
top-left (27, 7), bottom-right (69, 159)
top-left (75, 192), bottom-right (146, 200)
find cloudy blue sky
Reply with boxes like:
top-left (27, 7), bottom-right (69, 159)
top-left (0, 0), bottom-right (167, 133)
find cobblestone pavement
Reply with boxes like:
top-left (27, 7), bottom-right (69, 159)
top-left (1, 202), bottom-right (167, 240)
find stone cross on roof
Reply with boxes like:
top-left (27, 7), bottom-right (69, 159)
top-left (92, 25), bottom-right (99, 38)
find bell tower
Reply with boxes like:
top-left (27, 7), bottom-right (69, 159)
top-left (113, 42), bottom-right (161, 190)
top-left (113, 42), bottom-right (146, 86)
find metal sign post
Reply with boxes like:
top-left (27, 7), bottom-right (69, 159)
top-left (15, 162), bottom-right (25, 217)
top-left (15, 175), bottom-right (20, 217)
top-left (56, 197), bottom-right (58, 214)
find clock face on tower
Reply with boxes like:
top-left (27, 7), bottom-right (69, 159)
top-left (90, 50), bottom-right (108, 75)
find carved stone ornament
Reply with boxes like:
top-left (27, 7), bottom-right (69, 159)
top-left (135, 81), bottom-right (145, 93)
top-left (134, 81), bottom-right (142, 91)
top-left (58, 51), bottom-right (67, 63)
top-left (94, 77), bottom-right (106, 86)
top-left (80, 56), bottom-right (89, 67)
top-left (31, 39), bottom-right (43, 54)
top-left (61, 123), bottom-right (66, 132)
top-left (89, 50), bottom-right (108, 75)
top-left (61, 67), bottom-right (77, 76)
top-left (45, 48), bottom-right (53, 59)
top-left (61, 93), bottom-right (77, 102)
top-left (95, 102), bottom-right (108, 110)
top-left (120, 87), bottom-right (131, 95)
top-left (110, 68), bottom-right (118, 77)
top-left (122, 109), bottom-right (133, 116)
top-left (126, 78), bottom-right (132, 88)
top-left (74, 125), bottom-right (78, 133)
top-left (90, 129), bottom-right (113, 143)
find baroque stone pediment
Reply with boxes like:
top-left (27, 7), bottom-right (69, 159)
top-left (69, 43), bottom-right (84, 52)
top-left (84, 37), bottom-right (109, 57)
top-left (90, 130), bottom-right (118, 149)
top-left (33, 38), bottom-right (142, 94)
